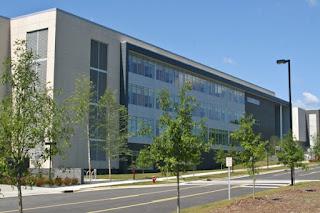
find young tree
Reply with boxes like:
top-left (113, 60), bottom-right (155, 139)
top-left (269, 135), bottom-right (280, 156)
top-left (231, 115), bottom-right (265, 199)
top-left (68, 75), bottom-right (94, 181)
top-left (96, 89), bottom-right (131, 181)
top-left (264, 139), bottom-right (276, 168)
top-left (136, 147), bottom-right (153, 173)
top-left (149, 83), bottom-right (211, 213)
top-left (214, 137), bottom-right (242, 171)
top-left (214, 149), bottom-right (226, 169)
top-left (0, 40), bottom-right (73, 213)
top-left (311, 135), bottom-right (320, 160)
top-left (277, 132), bottom-right (306, 185)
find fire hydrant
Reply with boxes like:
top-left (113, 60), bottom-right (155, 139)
top-left (152, 176), bottom-right (157, 183)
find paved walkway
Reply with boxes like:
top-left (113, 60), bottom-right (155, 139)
top-left (0, 164), bottom-right (285, 198)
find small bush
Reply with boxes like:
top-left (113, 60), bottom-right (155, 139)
top-left (26, 176), bottom-right (37, 186)
top-left (2, 177), bottom-right (14, 185)
top-left (64, 177), bottom-right (72, 186)
top-left (71, 178), bottom-right (79, 185)
top-left (35, 177), bottom-right (46, 187)
top-left (47, 178), bottom-right (54, 186)
top-left (54, 177), bottom-right (63, 186)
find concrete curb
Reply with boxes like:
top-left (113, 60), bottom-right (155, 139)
top-left (1, 163), bottom-right (309, 197)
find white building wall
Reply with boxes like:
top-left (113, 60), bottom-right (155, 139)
top-left (10, 10), bottom-right (57, 169)
top-left (292, 107), bottom-right (306, 142)
top-left (309, 114), bottom-right (318, 147)
top-left (10, 10), bottom-right (57, 89)
top-left (53, 10), bottom-right (122, 169)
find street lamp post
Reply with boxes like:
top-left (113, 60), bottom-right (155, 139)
top-left (276, 59), bottom-right (294, 185)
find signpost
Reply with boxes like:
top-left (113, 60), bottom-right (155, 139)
top-left (226, 157), bottom-right (232, 200)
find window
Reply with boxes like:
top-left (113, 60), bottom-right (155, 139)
top-left (89, 105), bottom-right (105, 140)
top-left (90, 40), bottom-right (108, 103)
top-left (90, 140), bottom-right (106, 161)
top-left (26, 29), bottom-right (48, 86)
top-left (128, 54), bottom-right (155, 78)
top-left (90, 70), bottom-right (107, 103)
top-left (156, 64), bottom-right (175, 84)
top-left (89, 40), bottom-right (108, 150)
top-left (209, 129), bottom-right (229, 145)
top-left (90, 40), bottom-right (108, 71)
top-left (128, 84), bottom-right (154, 108)
top-left (247, 97), bottom-right (260, 105)
top-left (129, 116), bottom-right (154, 137)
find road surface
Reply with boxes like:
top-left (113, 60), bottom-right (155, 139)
top-left (0, 166), bottom-right (319, 213)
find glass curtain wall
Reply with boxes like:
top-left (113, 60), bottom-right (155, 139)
top-left (127, 52), bottom-right (245, 147)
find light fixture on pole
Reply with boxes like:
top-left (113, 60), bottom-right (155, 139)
top-left (276, 59), bottom-right (294, 185)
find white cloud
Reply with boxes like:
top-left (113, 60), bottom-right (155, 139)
top-left (306, 0), bottom-right (317, 7)
top-left (303, 92), bottom-right (319, 104)
top-left (223, 57), bottom-right (235, 65)
top-left (294, 92), bottom-right (320, 109)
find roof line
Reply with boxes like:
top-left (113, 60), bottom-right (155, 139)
top-left (10, 8), bottom-right (57, 20)
top-left (11, 8), bottom-right (275, 96)
top-left (54, 8), bottom-right (275, 96)
top-left (0, 15), bottom-right (9, 20)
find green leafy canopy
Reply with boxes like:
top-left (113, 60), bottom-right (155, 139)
top-left (148, 82), bottom-right (212, 174)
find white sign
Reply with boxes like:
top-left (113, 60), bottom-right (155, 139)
top-left (226, 157), bottom-right (232, 200)
top-left (226, 157), bottom-right (232, 167)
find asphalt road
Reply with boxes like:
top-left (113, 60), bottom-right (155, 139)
top-left (1, 166), bottom-right (320, 213)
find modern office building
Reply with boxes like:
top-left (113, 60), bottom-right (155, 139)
top-left (292, 107), bottom-right (320, 149)
top-left (0, 9), bottom-right (290, 171)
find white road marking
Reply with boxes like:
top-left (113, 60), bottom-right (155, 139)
top-left (0, 184), bottom-right (215, 213)
top-left (87, 186), bottom-right (241, 213)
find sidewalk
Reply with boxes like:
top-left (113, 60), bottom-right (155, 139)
top-left (0, 164), bottom-right (285, 198)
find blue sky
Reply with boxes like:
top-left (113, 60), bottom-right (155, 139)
top-left (1, 0), bottom-right (319, 109)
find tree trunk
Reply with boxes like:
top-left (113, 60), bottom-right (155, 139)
top-left (266, 152), bottom-right (269, 169)
top-left (253, 174), bottom-right (256, 199)
top-left (293, 167), bottom-right (295, 185)
top-left (252, 163), bottom-right (256, 199)
top-left (49, 148), bottom-right (52, 185)
top-left (176, 170), bottom-right (180, 213)
top-left (108, 155), bottom-right (112, 181)
top-left (290, 166), bottom-right (294, 186)
top-left (17, 179), bottom-right (23, 213)
top-left (87, 124), bottom-right (92, 182)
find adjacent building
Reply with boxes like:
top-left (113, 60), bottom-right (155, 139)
top-left (293, 107), bottom-right (320, 149)
top-left (0, 8), bottom-right (290, 171)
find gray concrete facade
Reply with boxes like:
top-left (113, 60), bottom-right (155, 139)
top-left (0, 16), bottom-right (10, 99)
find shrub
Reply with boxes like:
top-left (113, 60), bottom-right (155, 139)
top-left (63, 177), bottom-right (72, 186)
top-left (35, 177), bottom-right (46, 187)
top-left (54, 177), bottom-right (63, 186)
top-left (48, 178), bottom-right (54, 186)
top-left (71, 178), bottom-right (79, 185)
top-left (26, 176), bottom-right (37, 186)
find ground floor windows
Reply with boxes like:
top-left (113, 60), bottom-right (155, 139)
top-left (129, 116), bottom-right (154, 137)
top-left (90, 140), bottom-right (106, 161)
top-left (209, 129), bottom-right (229, 145)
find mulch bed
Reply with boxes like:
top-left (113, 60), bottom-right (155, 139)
top-left (210, 182), bottom-right (320, 213)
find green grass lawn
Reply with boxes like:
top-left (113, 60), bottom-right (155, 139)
top-left (96, 159), bottom-right (282, 181)
top-left (96, 160), bottom-right (318, 182)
